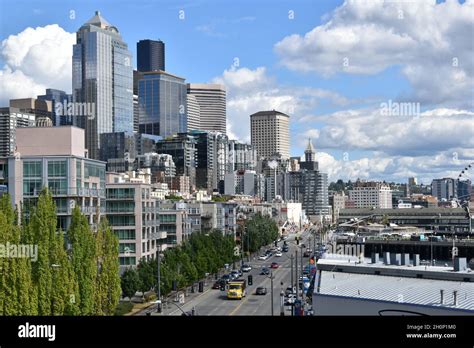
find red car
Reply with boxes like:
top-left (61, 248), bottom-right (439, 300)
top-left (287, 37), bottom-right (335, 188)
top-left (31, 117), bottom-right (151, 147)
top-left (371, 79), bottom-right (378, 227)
top-left (270, 262), bottom-right (279, 269)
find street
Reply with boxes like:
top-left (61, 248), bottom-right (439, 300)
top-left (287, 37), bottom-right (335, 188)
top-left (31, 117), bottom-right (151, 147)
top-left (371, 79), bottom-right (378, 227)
top-left (138, 227), bottom-right (316, 316)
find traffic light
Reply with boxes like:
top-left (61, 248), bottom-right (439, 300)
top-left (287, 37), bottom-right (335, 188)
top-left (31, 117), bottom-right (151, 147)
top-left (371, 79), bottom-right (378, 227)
top-left (248, 275), bottom-right (253, 285)
top-left (274, 240), bottom-right (278, 247)
top-left (172, 280), bottom-right (177, 291)
top-left (198, 281), bottom-right (204, 292)
top-left (296, 237), bottom-right (299, 245)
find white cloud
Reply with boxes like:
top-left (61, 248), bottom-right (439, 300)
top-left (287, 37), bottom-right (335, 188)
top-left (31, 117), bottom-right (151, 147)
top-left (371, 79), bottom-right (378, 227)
top-left (212, 66), bottom-right (350, 142)
top-left (316, 150), bottom-right (469, 184)
top-left (0, 24), bottom-right (75, 105)
top-left (274, 0), bottom-right (474, 108)
top-left (298, 107), bottom-right (474, 157)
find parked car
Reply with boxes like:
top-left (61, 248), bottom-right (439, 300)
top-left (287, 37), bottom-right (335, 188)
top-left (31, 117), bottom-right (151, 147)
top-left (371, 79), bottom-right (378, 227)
top-left (275, 252), bottom-right (282, 257)
top-left (270, 262), bottom-right (279, 269)
top-left (276, 246), bottom-right (282, 252)
top-left (285, 286), bottom-right (296, 296)
top-left (260, 267), bottom-right (270, 275)
top-left (258, 255), bottom-right (269, 261)
top-left (256, 287), bottom-right (267, 295)
top-left (241, 264), bottom-right (252, 272)
top-left (282, 246), bottom-right (289, 252)
top-left (303, 250), bottom-right (311, 257)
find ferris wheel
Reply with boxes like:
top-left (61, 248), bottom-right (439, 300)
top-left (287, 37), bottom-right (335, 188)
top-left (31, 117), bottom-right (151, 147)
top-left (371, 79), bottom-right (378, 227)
top-left (456, 162), bottom-right (473, 233)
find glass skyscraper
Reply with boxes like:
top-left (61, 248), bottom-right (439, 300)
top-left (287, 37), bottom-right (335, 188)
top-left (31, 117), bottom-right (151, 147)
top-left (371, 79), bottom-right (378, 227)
top-left (72, 11), bottom-right (133, 159)
top-left (138, 71), bottom-right (187, 137)
top-left (37, 88), bottom-right (72, 126)
top-left (137, 39), bottom-right (165, 72)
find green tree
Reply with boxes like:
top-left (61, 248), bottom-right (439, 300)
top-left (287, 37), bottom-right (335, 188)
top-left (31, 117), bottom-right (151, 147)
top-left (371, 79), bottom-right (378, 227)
top-left (121, 267), bottom-right (140, 301)
top-left (137, 258), bottom-right (155, 296)
top-left (94, 218), bottom-right (121, 315)
top-left (29, 190), bottom-right (56, 315)
top-left (67, 206), bottom-right (97, 315)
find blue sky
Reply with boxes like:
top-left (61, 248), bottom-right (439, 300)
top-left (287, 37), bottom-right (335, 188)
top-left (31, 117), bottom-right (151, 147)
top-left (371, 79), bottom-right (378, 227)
top-left (0, 0), bottom-right (472, 183)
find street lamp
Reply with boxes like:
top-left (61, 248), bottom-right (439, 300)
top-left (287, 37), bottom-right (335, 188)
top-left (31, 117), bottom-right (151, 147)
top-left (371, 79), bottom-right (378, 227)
top-left (156, 243), bottom-right (162, 313)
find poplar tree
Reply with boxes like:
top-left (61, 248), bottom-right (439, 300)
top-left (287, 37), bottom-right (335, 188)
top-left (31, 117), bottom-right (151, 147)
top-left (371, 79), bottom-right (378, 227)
top-left (94, 218), bottom-right (121, 315)
top-left (67, 206), bottom-right (97, 315)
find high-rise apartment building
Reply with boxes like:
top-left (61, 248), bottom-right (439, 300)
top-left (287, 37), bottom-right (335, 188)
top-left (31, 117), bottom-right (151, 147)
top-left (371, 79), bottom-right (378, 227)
top-left (106, 170), bottom-right (166, 270)
top-left (72, 11), bottom-right (133, 159)
top-left (138, 71), bottom-right (187, 137)
top-left (187, 84), bottom-right (226, 134)
top-left (250, 110), bottom-right (290, 159)
top-left (349, 181), bottom-right (392, 209)
top-left (137, 39), bottom-right (165, 72)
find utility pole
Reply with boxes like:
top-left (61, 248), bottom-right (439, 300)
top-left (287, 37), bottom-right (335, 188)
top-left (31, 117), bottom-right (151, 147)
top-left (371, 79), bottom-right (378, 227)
top-left (295, 249), bottom-right (299, 302)
top-left (280, 288), bottom-right (285, 316)
top-left (157, 243), bottom-right (162, 313)
top-left (270, 270), bottom-right (274, 316)
top-left (290, 254), bottom-right (294, 288)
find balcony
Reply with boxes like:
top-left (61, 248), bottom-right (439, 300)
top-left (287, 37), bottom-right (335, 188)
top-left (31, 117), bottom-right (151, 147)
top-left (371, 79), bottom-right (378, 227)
top-left (80, 206), bottom-right (106, 214)
top-left (149, 231), bottom-right (167, 240)
top-left (143, 206), bottom-right (159, 213)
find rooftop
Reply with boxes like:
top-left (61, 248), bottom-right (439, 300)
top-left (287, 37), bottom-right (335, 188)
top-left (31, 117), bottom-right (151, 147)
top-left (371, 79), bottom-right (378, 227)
top-left (250, 110), bottom-right (290, 118)
top-left (317, 270), bottom-right (474, 313)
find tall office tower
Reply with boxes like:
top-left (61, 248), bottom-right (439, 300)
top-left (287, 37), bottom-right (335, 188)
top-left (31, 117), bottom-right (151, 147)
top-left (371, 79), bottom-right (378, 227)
top-left (0, 106), bottom-right (35, 157)
top-left (156, 133), bottom-right (197, 190)
top-left (250, 110), bottom-right (290, 159)
top-left (37, 89), bottom-right (73, 126)
top-left (190, 130), bottom-right (229, 193)
top-left (431, 178), bottom-right (458, 201)
top-left (187, 84), bottom-right (226, 134)
top-left (138, 71), bottom-right (187, 137)
top-left (137, 39), bottom-right (165, 72)
top-left (132, 70), bottom-right (141, 132)
top-left (186, 94), bottom-right (200, 131)
top-left (72, 11), bottom-right (133, 159)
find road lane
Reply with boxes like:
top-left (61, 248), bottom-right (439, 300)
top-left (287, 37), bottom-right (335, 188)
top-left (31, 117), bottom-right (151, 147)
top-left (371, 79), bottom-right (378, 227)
top-left (142, 227), bottom-right (314, 316)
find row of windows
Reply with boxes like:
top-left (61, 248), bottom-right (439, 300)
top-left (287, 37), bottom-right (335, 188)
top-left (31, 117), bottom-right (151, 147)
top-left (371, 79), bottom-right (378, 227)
top-left (108, 215), bottom-right (135, 226)
top-left (159, 214), bottom-right (176, 223)
top-left (119, 257), bottom-right (136, 266)
top-left (107, 201), bottom-right (135, 213)
top-left (115, 229), bottom-right (136, 240)
top-left (23, 161), bottom-right (68, 178)
top-left (119, 243), bottom-right (136, 253)
top-left (107, 188), bottom-right (135, 199)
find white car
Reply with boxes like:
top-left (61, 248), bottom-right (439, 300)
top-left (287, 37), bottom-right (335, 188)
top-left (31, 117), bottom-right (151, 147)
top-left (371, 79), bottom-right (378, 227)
top-left (241, 264), bottom-right (252, 272)
top-left (276, 247), bottom-right (282, 252)
top-left (275, 252), bottom-right (282, 257)
top-left (258, 255), bottom-right (269, 261)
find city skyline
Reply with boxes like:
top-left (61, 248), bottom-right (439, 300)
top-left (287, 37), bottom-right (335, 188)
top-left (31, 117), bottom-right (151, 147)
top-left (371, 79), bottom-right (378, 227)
top-left (0, 0), bottom-right (473, 184)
